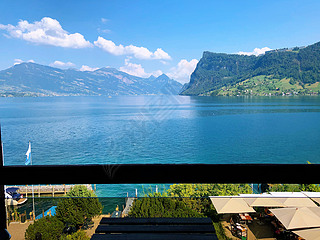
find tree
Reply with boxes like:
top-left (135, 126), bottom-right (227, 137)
top-left (56, 185), bottom-right (102, 229)
top-left (25, 216), bottom-right (64, 240)
top-left (270, 184), bottom-right (300, 192)
top-left (128, 192), bottom-right (203, 218)
top-left (299, 184), bottom-right (320, 192)
top-left (166, 183), bottom-right (252, 217)
top-left (167, 183), bottom-right (252, 197)
top-left (66, 185), bottom-right (98, 198)
top-left (60, 231), bottom-right (90, 240)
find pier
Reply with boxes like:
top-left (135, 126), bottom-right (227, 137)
top-left (122, 197), bottom-right (136, 216)
top-left (7, 184), bottom-right (93, 197)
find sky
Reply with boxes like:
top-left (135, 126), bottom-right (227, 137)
top-left (0, 0), bottom-right (320, 84)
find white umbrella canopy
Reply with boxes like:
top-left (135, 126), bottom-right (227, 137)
top-left (302, 192), bottom-right (320, 198)
top-left (293, 228), bottom-right (320, 240)
top-left (239, 193), bottom-right (271, 197)
top-left (210, 197), bottom-right (256, 214)
top-left (239, 193), bottom-right (315, 207)
top-left (243, 197), bottom-right (286, 207)
top-left (302, 192), bottom-right (320, 206)
top-left (270, 207), bottom-right (320, 230)
top-left (311, 198), bottom-right (320, 206)
top-left (269, 192), bottom-right (306, 197)
top-left (275, 197), bottom-right (318, 207)
top-left (308, 207), bottom-right (320, 218)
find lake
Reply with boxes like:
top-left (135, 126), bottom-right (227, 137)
top-left (1, 95), bottom-right (320, 196)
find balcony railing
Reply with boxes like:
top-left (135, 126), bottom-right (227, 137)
top-left (1, 130), bottom-right (320, 238)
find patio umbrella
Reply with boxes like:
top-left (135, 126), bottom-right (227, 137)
top-left (308, 207), bottom-right (320, 218)
top-left (302, 192), bottom-right (320, 206)
top-left (243, 197), bottom-right (286, 207)
top-left (293, 228), bottom-right (320, 240)
top-left (275, 197), bottom-right (318, 207)
top-left (309, 198), bottom-right (320, 206)
top-left (269, 192), bottom-right (306, 197)
top-left (270, 207), bottom-right (320, 230)
top-left (210, 197), bottom-right (255, 214)
top-left (302, 192), bottom-right (320, 198)
top-left (239, 193), bottom-right (271, 197)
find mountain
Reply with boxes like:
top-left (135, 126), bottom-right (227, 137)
top-left (181, 41), bottom-right (320, 96)
top-left (146, 74), bottom-right (184, 95)
top-left (0, 63), bottom-right (182, 96)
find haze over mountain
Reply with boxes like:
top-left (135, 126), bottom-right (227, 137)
top-left (181, 41), bottom-right (320, 96)
top-left (0, 62), bottom-right (182, 96)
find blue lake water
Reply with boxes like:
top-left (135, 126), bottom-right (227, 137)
top-left (1, 95), bottom-right (320, 197)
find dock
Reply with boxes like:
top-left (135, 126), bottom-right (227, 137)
top-left (7, 184), bottom-right (93, 197)
top-left (122, 197), bottom-right (136, 216)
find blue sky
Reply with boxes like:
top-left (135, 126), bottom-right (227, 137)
top-left (0, 0), bottom-right (320, 83)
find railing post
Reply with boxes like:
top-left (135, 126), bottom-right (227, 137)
top-left (0, 126), bottom-right (11, 239)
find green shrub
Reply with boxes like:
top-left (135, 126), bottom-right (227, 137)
top-left (167, 184), bottom-right (238, 239)
top-left (167, 184), bottom-right (252, 198)
top-left (299, 184), bottom-right (320, 192)
top-left (25, 216), bottom-right (64, 240)
top-left (128, 196), bottom-right (204, 218)
top-left (166, 183), bottom-right (251, 217)
top-left (60, 231), bottom-right (90, 240)
top-left (56, 185), bottom-right (102, 229)
top-left (270, 184), bottom-right (300, 192)
top-left (66, 185), bottom-right (98, 198)
top-left (213, 221), bottom-right (232, 240)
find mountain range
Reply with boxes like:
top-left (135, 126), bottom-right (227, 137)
top-left (181, 41), bottom-right (320, 96)
top-left (0, 63), bottom-right (183, 97)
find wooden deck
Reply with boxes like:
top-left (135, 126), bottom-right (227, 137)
top-left (91, 217), bottom-right (218, 240)
top-left (8, 184), bottom-right (93, 197)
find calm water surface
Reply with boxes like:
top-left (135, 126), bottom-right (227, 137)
top-left (1, 95), bottom-right (320, 196)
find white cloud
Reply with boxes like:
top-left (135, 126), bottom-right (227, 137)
top-left (153, 48), bottom-right (171, 60)
top-left (101, 18), bottom-right (109, 23)
top-left (14, 59), bottom-right (23, 65)
top-left (49, 60), bottom-right (75, 68)
top-left (119, 58), bottom-right (149, 77)
top-left (14, 59), bottom-right (35, 65)
top-left (167, 59), bottom-right (198, 84)
top-left (237, 47), bottom-right (272, 56)
top-left (151, 70), bottom-right (163, 77)
top-left (94, 36), bottom-right (171, 60)
top-left (80, 65), bottom-right (99, 71)
top-left (119, 58), bottom-right (163, 78)
top-left (0, 17), bottom-right (92, 48)
top-left (98, 28), bottom-right (111, 34)
top-left (94, 37), bottom-right (125, 55)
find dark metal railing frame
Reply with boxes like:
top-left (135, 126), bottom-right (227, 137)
top-left (1, 126), bottom-right (319, 232)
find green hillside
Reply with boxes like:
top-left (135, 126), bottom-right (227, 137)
top-left (181, 41), bottom-right (320, 96)
top-left (207, 75), bottom-right (320, 96)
